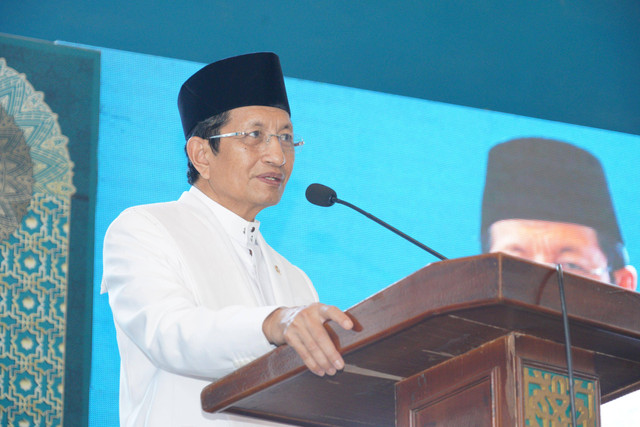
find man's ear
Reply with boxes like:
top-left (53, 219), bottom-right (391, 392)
top-left (613, 265), bottom-right (638, 291)
top-left (186, 136), bottom-right (211, 180)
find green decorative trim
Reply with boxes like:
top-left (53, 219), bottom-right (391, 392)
top-left (0, 34), bottom-right (99, 427)
top-left (524, 366), bottom-right (596, 427)
top-left (0, 56), bottom-right (75, 427)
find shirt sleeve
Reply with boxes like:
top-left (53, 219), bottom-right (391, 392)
top-left (102, 206), bottom-right (278, 380)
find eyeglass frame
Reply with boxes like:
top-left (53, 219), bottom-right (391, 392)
top-left (208, 131), bottom-right (304, 151)
top-left (552, 261), bottom-right (611, 279)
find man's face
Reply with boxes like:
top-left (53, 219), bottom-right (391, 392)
top-left (193, 105), bottom-right (295, 221)
top-left (488, 219), bottom-right (610, 282)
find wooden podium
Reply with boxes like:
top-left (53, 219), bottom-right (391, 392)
top-left (201, 253), bottom-right (640, 426)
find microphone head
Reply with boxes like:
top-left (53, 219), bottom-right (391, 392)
top-left (306, 183), bottom-right (337, 207)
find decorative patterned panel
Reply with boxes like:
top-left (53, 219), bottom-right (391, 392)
top-left (524, 365), bottom-right (596, 427)
top-left (0, 58), bottom-right (75, 427)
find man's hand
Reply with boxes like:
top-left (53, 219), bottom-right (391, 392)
top-left (262, 303), bottom-right (354, 377)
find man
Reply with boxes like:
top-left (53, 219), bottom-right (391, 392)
top-left (480, 137), bottom-right (636, 290)
top-left (102, 52), bottom-right (353, 426)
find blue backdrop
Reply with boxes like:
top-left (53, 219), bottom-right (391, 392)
top-left (89, 47), bottom-right (640, 425)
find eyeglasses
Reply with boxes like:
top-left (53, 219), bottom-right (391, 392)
top-left (555, 261), bottom-right (610, 279)
top-left (208, 130), bottom-right (304, 152)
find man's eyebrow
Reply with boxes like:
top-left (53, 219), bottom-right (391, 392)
top-left (501, 243), bottom-right (526, 253)
top-left (557, 246), bottom-right (583, 255)
top-left (245, 119), bottom-right (265, 128)
top-left (243, 120), bottom-right (292, 131)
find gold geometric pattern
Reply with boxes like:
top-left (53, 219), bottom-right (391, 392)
top-left (0, 95), bottom-right (33, 241)
top-left (0, 58), bottom-right (75, 427)
top-left (524, 366), bottom-right (596, 427)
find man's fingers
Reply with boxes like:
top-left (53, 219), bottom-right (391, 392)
top-left (284, 332), bottom-right (326, 376)
top-left (303, 313), bottom-right (344, 372)
top-left (284, 309), bottom-right (340, 374)
top-left (263, 303), bottom-right (355, 377)
top-left (320, 304), bottom-right (354, 330)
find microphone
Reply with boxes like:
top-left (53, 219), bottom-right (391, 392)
top-left (305, 183), bottom-right (338, 207)
top-left (305, 183), bottom-right (447, 261)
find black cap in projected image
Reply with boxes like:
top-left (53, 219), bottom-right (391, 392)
top-left (481, 137), bottom-right (626, 268)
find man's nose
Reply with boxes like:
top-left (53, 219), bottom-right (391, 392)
top-left (265, 134), bottom-right (282, 148)
top-left (530, 248), bottom-right (553, 265)
top-left (263, 135), bottom-right (286, 165)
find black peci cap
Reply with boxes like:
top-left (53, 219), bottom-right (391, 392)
top-left (178, 52), bottom-right (290, 139)
top-left (481, 138), bottom-right (626, 267)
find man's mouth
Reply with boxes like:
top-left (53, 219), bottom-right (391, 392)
top-left (258, 173), bottom-right (284, 184)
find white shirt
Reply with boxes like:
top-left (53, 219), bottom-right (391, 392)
top-left (190, 188), bottom-right (275, 306)
top-left (102, 188), bottom-right (317, 426)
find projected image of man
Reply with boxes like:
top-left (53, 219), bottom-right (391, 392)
top-left (480, 138), bottom-right (637, 290)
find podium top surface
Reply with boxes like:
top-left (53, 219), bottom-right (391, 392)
top-left (201, 253), bottom-right (640, 426)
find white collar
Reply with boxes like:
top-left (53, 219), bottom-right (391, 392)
top-left (189, 186), bottom-right (261, 248)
